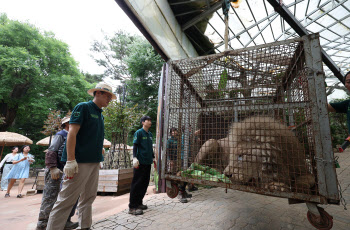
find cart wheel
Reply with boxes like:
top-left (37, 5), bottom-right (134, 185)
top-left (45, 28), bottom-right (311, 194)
top-left (166, 182), bottom-right (179, 199)
top-left (307, 207), bottom-right (333, 230)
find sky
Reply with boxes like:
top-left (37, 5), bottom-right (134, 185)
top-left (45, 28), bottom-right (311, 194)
top-left (0, 0), bottom-right (141, 88)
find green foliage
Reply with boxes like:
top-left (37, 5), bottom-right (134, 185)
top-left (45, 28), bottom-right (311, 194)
top-left (103, 100), bottom-right (144, 169)
top-left (31, 157), bottom-right (45, 169)
top-left (91, 30), bottom-right (164, 137)
top-left (91, 30), bottom-right (137, 80)
top-left (218, 69), bottom-right (228, 97)
top-left (103, 100), bottom-right (145, 143)
top-left (0, 14), bottom-right (93, 127)
top-left (83, 72), bottom-right (104, 84)
top-left (124, 38), bottom-right (163, 135)
top-left (0, 14), bottom-right (94, 166)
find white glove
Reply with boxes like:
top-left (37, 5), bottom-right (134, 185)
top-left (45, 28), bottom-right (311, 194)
top-left (133, 157), bottom-right (139, 168)
top-left (64, 160), bottom-right (78, 178)
top-left (50, 167), bottom-right (62, 180)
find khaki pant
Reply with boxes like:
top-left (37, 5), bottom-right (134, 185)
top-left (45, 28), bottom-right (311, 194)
top-left (47, 163), bottom-right (99, 230)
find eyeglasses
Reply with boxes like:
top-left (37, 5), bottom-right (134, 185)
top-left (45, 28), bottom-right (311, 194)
top-left (100, 91), bottom-right (112, 100)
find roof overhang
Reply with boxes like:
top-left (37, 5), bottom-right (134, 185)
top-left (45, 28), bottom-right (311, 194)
top-left (115, 0), bottom-right (199, 61)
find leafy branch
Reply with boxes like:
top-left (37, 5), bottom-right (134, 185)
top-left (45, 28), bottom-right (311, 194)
top-left (103, 100), bottom-right (145, 169)
top-left (41, 110), bottom-right (71, 136)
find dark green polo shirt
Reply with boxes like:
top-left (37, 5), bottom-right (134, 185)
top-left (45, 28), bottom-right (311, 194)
top-left (61, 100), bottom-right (104, 163)
top-left (330, 99), bottom-right (350, 134)
top-left (166, 136), bottom-right (179, 161)
top-left (133, 128), bottom-right (153, 165)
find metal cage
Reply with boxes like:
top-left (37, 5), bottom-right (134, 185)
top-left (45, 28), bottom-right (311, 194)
top-left (158, 34), bottom-right (339, 210)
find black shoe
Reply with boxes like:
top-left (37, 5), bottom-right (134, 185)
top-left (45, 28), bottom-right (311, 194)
top-left (128, 208), bottom-right (143, 215)
top-left (188, 186), bottom-right (198, 192)
top-left (138, 204), bottom-right (148, 210)
top-left (36, 221), bottom-right (47, 230)
top-left (178, 192), bottom-right (188, 203)
top-left (64, 220), bottom-right (79, 229)
top-left (179, 196), bottom-right (188, 203)
top-left (178, 191), bottom-right (191, 203)
top-left (4, 193), bottom-right (10, 198)
top-left (183, 191), bottom-right (192, 198)
top-left (17, 194), bottom-right (23, 198)
top-left (35, 227), bottom-right (46, 230)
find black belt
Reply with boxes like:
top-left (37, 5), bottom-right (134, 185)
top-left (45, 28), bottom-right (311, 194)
top-left (5, 162), bottom-right (13, 164)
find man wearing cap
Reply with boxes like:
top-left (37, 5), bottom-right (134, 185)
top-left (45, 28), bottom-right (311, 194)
top-left (47, 82), bottom-right (116, 230)
top-left (128, 116), bottom-right (155, 215)
top-left (36, 117), bottom-right (78, 230)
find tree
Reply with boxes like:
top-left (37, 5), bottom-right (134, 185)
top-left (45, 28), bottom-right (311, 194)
top-left (103, 100), bottom-right (144, 168)
top-left (124, 37), bottom-right (164, 135)
top-left (0, 14), bottom-right (96, 167)
top-left (83, 72), bottom-right (104, 84)
top-left (0, 14), bottom-right (93, 131)
top-left (41, 110), bottom-right (62, 136)
top-left (91, 30), bottom-right (164, 136)
top-left (91, 30), bottom-right (138, 80)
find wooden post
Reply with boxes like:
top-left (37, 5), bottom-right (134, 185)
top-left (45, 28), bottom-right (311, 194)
top-left (224, 14), bottom-right (229, 50)
top-left (0, 144), bottom-right (4, 160)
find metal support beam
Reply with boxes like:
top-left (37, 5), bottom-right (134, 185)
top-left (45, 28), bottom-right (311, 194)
top-left (303, 34), bottom-right (339, 202)
top-left (175, 9), bottom-right (203, 17)
top-left (182, 0), bottom-right (223, 31)
top-left (156, 64), bottom-right (166, 192)
top-left (206, 0), bottom-right (304, 54)
top-left (116, 0), bottom-right (198, 61)
top-left (170, 0), bottom-right (208, 6)
top-left (246, 0), bottom-right (267, 44)
top-left (267, 0), bottom-right (345, 83)
top-left (171, 64), bottom-right (207, 107)
top-left (321, 31), bottom-right (350, 48)
top-left (115, 0), bottom-right (169, 61)
top-left (275, 0), bottom-right (342, 41)
top-left (244, 14), bottom-right (279, 47)
top-left (161, 65), bottom-right (170, 180)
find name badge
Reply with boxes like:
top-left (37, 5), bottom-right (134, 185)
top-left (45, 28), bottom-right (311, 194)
top-left (91, 114), bottom-right (99, 119)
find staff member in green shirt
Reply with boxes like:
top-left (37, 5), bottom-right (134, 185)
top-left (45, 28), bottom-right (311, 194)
top-left (166, 127), bottom-right (192, 203)
top-left (167, 127), bottom-right (179, 169)
top-left (328, 71), bottom-right (350, 134)
top-left (129, 116), bottom-right (154, 215)
top-left (47, 82), bottom-right (116, 230)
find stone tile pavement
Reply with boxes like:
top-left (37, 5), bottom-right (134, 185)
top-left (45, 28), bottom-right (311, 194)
top-left (92, 151), bottom-right (350, 230)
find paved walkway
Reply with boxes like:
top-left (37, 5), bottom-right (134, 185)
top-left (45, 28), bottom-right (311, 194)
top-left (0, 179), bottom-right (155, 230)
top-left (92, 151), bottom-right (350, 230)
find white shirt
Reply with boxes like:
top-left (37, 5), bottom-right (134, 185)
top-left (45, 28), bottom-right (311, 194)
top-left (0, 153), bottom-right (17, 168)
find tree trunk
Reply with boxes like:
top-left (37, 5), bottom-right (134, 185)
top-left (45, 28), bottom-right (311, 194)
top-left (0, 82), bottom-right (31, 131)
top-left (0, 103), bottom-right (18, 131)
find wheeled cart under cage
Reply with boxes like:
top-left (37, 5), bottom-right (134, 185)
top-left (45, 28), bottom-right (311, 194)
top-left (155, 34), bottom-right (340, 229)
